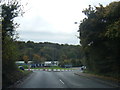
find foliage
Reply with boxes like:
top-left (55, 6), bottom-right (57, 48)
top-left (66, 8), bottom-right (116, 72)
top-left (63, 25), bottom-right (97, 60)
top-left (1, 0), bottom-right (24, 88)
top-left (78, 1), bottom-right (120, 77)
top-left (16, 41), bottom-right (83, 67)
top-left (23, 55), bottom-right (29, 64)
top-left (33, 54), bottom-right (46, 63)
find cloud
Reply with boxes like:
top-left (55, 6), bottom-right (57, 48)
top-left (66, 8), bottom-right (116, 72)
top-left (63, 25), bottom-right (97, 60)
top-left (17, 30), bottom-right (79, 45)
top-left (16, 0), bottom-right (117, 45)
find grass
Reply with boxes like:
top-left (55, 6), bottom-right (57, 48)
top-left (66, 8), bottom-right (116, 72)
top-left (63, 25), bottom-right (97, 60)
top-left (83, 70), bottom-right (120, 83)
top-left (18, 65), bottom-right (74, 70)
top-left (3, 69), bottom-right (33, 88)
top-left (30, 66), bottom-right (74, 70)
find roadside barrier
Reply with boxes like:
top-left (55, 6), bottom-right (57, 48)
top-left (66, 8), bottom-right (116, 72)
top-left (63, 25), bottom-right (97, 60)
top-left (25, 69), bottom-right (74, 72)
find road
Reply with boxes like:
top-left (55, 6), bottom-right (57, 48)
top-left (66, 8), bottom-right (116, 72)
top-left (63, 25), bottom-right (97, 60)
top-left (16, 70), bottom-right (113, 88)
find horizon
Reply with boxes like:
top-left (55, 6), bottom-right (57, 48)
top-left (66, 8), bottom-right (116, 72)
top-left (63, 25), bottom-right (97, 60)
top-left (16, 40), bottom-right (81, 46)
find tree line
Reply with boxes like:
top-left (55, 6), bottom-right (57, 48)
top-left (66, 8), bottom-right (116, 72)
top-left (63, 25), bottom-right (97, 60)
top-left (78, 1), bottom-right (120, 78)
top-left (16, 41), bottom-right (83, 67)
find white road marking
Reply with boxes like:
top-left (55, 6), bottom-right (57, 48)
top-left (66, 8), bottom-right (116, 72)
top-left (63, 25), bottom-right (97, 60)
top-left (59, 79), bottom-right (64, 84)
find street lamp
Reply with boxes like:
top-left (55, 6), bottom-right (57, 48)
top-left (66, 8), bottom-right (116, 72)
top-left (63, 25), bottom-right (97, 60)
top-left (74, 21), bottom-right (82, 46)
top-left (74, 22), bottom-right (80, 24)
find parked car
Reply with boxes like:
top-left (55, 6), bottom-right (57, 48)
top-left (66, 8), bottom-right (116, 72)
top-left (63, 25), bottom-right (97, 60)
top-left (30, 64), bottom-right (36, 68)
top-left (18, 66), bottom-right (24, 70)
top-left (80, 66), bottom-right (86, 70)
top-left (64, 64), bottom-right (72, 68)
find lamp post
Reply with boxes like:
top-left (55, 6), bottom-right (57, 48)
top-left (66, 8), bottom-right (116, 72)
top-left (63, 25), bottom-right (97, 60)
top-left (74, 22), bottom-right (79, 24)
top-left (74, 21), bottom-right (81, 45)
top-left (52, 46), bottom-right (55, 66)
top-left (28, 48), bottom-right (32, 71)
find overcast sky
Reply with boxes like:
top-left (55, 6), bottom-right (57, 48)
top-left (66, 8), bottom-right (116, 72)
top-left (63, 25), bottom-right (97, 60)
top-left (15, 0), bottom-right (118, 45)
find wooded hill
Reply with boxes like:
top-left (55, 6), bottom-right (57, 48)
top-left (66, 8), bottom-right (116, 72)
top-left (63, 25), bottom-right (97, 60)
top-left (16, 41), bottom-right (83, 67)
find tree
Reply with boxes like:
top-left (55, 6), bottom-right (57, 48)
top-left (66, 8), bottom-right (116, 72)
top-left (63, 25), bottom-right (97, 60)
top-left (1, 0), bottom-right (24, 87)
top-left (16, 41), bottom-right (82, 67)
top-left (23, 55), bottom-right (29, 64)
top-left (2, 0), bottom-right (23, 68)
top-left (33, 54), bottom-right (44, 64)
top-left (78, 1), bottom-right (120, 76)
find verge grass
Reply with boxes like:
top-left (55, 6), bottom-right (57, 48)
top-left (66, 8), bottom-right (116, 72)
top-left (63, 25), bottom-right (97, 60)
top-left (83, 70), bottom-right (120, 83)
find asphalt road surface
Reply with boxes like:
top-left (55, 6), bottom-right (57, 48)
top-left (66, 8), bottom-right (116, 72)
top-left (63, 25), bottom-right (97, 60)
top-left (16, 70), bottom-right (113, 88)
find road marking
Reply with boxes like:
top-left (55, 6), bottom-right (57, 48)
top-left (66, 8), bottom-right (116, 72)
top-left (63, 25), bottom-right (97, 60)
top-left (59, 79), bottom-right (64, 84)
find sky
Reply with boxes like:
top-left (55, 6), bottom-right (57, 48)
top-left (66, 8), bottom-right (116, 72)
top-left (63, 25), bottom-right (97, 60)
top-left (15, 0), bottom-right (119, 45)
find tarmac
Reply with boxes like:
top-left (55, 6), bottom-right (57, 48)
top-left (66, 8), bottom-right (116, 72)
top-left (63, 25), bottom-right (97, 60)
top-left (74, 71), bottom-right (120, 88)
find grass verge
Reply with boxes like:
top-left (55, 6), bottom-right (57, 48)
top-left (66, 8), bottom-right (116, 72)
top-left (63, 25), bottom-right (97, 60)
top-left (3, 69), bottom-right (32, 88)
top-left (83, 70), bottom-right (120, 84)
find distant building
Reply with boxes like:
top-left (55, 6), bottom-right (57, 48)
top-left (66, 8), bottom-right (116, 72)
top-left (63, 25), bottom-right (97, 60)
top-left (64, 64), bottom-right (72, 68)
top-left (15, 61), bottom-right (33, 65)
top-left (44, 61), bottom-right (51, 67)
top-left (15, 60), bottom-right (59, 67)
top-left (44, 61), bottom-right (59, 66)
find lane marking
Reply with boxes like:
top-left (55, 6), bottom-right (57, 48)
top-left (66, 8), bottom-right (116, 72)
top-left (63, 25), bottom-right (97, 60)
top-left (59, 79), bottom-right (64, 84)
